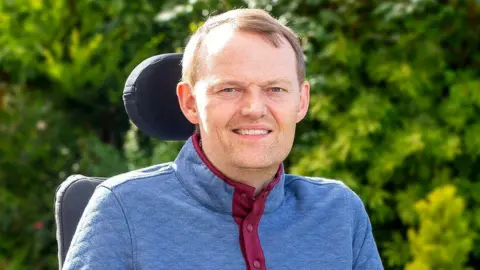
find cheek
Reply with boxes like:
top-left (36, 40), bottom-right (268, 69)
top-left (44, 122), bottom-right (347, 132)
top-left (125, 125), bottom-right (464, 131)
top-left (270, 102), bottom-right (299, 128)
top-left (203, 100), bottom-right (233, 128)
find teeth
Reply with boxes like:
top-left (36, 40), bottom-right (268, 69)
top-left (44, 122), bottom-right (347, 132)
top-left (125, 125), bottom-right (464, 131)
top-left (236, 129), bottom-right (269, 135)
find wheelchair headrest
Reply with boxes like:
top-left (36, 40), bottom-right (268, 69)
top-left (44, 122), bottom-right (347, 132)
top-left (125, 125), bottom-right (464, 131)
top-left (123, 53), bottom-right (195, 140)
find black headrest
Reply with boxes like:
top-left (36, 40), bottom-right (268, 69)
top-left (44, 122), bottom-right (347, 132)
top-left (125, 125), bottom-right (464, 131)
top-left (123, 53), bottom-right (195, 140)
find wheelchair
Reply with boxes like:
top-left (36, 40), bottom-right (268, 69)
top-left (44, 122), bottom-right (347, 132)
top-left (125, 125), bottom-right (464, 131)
top-left (54, 53), bottom-right (193, 267)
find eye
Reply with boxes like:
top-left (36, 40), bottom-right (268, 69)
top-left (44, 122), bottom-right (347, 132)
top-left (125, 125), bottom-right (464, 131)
top-left (221, 88), bottom-right (236, 93)
top-left (269, 87), bottom-right (284, 92)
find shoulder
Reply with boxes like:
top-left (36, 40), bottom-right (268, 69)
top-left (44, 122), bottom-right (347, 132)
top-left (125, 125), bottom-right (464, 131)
top-left (284, 174), bottom-right (367, 215)
top-left (99, 162), bottom-right (177, 193)
top-left (285, 174), bottom-right (351, 197)
top-left (285, 174), bottom-right (347, 188)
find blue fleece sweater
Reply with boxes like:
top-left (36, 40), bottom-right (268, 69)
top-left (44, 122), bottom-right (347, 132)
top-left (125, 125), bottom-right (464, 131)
top-left (63, 135), bottom-right (383, 269)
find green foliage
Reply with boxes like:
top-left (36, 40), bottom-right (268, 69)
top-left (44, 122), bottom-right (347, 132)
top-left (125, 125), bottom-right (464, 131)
top-left (123, 122), bottom-right (184, 171)
top-left (1, 0), bottom-right (479, 269)
top-left (406, 185), bottom-right (475, 270)
top-left (0, 85), bottom-right (79, 269)
top-left (283, 0), bottom-right (480, 268)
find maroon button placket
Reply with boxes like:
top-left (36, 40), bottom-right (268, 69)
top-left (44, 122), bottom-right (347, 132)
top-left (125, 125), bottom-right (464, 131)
top-left (233, 187), bottom-right (270, 270)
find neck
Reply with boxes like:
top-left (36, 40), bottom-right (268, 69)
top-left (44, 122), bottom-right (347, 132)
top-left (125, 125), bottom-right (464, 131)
top-left (193, 134), bottom-right (281, 195)
top-left (220, 166), bottom-right (279, 195)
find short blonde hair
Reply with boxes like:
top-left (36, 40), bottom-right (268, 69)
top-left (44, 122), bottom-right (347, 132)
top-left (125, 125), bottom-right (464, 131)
top-left (181, 8), bottom-right (305, 87)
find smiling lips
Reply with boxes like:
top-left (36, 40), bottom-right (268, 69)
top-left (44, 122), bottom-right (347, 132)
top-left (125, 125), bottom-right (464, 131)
top-left (233, 129), bottom-right (270, 135)
top-left (232, 128), bottom-right (273, 141)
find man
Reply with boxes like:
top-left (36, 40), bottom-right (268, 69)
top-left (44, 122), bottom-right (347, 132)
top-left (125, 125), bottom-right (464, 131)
top-left (63, 8), bottom-right (383, 270)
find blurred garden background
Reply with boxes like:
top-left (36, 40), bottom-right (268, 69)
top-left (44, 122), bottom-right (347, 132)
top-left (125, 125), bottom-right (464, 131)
top-left (1, 0), bottom-right (479, 269)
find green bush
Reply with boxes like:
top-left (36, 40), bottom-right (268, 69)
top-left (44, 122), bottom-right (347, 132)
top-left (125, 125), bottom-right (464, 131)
top-left (406, 185), bottom-right (475, 270)
top-left (1, 0), bottom-right (479, 269)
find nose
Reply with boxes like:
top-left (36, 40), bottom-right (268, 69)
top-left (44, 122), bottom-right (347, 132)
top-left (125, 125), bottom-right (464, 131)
top-left (240, 89), bottom-right (267, 119)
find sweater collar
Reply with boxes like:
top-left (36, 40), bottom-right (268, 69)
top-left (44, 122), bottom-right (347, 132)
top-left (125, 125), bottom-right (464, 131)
top-left (173, 133), bottom-right (285, 214)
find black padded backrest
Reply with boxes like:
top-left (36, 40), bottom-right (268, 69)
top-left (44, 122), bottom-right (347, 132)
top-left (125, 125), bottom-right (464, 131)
top-left (54, 175), bottom-right (106, 268)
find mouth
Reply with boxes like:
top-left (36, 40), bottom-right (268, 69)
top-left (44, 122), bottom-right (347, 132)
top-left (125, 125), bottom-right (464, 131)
top-left (232, 129), bottom-right (272, 135)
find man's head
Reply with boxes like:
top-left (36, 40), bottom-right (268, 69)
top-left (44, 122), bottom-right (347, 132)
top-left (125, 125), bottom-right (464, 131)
top-left (177, 8), bottom-right (310, 182)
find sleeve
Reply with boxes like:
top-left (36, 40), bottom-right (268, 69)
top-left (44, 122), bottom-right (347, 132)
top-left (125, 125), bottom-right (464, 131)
top-left (62, 185), bottom-right (134, 270)
top-left (349, 190), bottom-right (384, 270)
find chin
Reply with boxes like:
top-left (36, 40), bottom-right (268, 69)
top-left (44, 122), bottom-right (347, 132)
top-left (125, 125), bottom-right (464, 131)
top-left (228, 146), bottom-right (289, 169)
top-left (236, 162), bottom-right (273, 170)
top-left (232, 156), bottom-right (280, 170)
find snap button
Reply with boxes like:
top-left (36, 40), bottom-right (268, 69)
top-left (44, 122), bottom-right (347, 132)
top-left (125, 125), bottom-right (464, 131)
top-left (241, 193), bottom-right (247, 199)
top-left (247, 224), bottom-right (253, 232)
top-left (253, 260), bottom-right (261, 268)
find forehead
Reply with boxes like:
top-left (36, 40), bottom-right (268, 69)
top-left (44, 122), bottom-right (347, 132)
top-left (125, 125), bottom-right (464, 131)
top-left (197, 26), bottom-right (298, 84)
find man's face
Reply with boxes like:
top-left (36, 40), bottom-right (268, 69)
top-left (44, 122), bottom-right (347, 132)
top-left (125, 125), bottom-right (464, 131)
top-left (179, 26), bottom-right (309, 172)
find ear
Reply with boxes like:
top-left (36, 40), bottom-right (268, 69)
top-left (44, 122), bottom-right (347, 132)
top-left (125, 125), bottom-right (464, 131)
top-left (296, 81), bottom-right (310, 123)
top-left (177, 82), bottom-right (199, 125)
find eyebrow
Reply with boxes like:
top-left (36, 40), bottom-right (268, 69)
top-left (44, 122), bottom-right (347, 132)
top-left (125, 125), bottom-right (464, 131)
top-left (259, 79), bottom-right (292, 88)
top-left (210, 78), bottom-right (293, 88)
